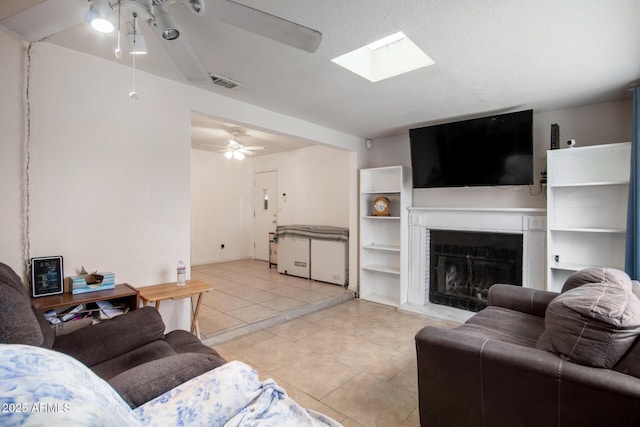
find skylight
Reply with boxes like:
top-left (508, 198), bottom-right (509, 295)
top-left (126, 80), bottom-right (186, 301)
top-left (331, 31), bottom-right (434, 82)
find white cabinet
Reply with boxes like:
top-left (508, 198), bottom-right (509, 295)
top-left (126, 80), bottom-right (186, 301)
top-left (546, 142), bottom-right (631, 292)
top-left (277, 236), bottom-right (310, 278)
top-left (310, 240), bottom-right (348, 285)
top-left (275, 225), bottom-right (349, 285)
top-left (359, 166), bottom-right (411, 306)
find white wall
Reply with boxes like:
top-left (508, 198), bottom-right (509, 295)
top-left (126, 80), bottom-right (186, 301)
top-left (190, 144), bottom-right (352, 266)
top-left (29, 47), bottom-right (192, 286)
top-left (0, 31), bottom-right (24, 275)
top-left (23, 42), bottom-right (193, 330)
top-left (362, 135), bottom-right (411, 170)
top-left (534, 101), bottom-right (632, 149)
top-left (190, 149), bottom-right (253, 265)
top-left (364, 100), bottom-right (633, 209)
top-left (0, 34), bottom-right (362, 331)
top-left (253, 145), bottom-right (351, 227)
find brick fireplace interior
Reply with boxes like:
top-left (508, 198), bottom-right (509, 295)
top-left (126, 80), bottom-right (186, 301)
top-left (429, 230), bottom-right (523, 312)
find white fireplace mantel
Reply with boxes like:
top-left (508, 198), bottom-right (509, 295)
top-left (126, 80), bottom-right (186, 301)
top-left (404, 207), bottom-right (546, 320)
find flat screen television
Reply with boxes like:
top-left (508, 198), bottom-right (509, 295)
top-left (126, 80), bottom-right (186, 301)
top-left (410, 109), bottom-right (534, 188)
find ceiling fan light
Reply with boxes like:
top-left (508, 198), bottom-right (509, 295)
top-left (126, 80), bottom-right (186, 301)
top-left (224, 151), bottom-right (233, 159)
top-left (127, 33), bottom-right (148, 54)
top-left (154, 8), bottom-right (180, 40)
top-left (163, 28), bottom-right (180, 40)
top-left (92, 18), bottom-right (115, 33)
top-left (233, 151), bottom-right (245, 160)
top-left (86, 0), bottom-right (115, 33)
top-left (127, 16), bottom-right (148, 54)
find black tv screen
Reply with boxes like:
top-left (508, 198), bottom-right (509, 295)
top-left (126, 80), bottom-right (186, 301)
top-left (410, 110), bottom-right (534, 188)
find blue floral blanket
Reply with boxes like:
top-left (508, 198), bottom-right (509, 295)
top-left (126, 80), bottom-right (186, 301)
top-left (0, 344), bottom-right (342, 427)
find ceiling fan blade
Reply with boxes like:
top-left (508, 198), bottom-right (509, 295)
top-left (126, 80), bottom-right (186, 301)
top-left (209, 0), bottom-right (322, 53)
top-left (201, 144), bottom-right (230, 149)
top-left (148, 13), bottom-right (210, 82)
top-left (239, 148), bottom-right (257, 156)
top-left (244, 146), bottom-right (268, 151)
top-left (0, 0), bottom-right (87, 42)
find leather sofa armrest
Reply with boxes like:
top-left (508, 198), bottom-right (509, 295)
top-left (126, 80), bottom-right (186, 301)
top-left (416, 325), bottom-right (640, 426)
top-left (53, 306), bottom-right (166, 367)
top-left (108, 353), bottom-right (225, 408)
top-left (415, 326), bottom-right (488, 426)
top-left (487, 284), bottom-right (558, 317)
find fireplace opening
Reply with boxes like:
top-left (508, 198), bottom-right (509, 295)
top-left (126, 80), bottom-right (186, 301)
top-left (430, 230), bottom-right (523, 312)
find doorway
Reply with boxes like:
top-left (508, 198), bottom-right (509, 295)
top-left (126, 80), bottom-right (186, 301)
top-left (253, 171), bottom-right (278, 261)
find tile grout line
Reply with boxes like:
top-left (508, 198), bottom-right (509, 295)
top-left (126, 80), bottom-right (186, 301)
top-left (202, 291), bottom-right (354, 347)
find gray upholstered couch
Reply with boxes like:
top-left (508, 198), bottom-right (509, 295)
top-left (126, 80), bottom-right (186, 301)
top-left (416, 268), bottom-right (640, 427)
top-left (0, 262), bottom-right (226, 408)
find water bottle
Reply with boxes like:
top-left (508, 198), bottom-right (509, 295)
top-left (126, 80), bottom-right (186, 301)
top-left (177, 261), bottom-right (186, 286)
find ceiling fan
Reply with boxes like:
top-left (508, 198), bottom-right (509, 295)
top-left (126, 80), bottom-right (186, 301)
top-left (0, 0), bottom-right (322, 82)
top-left (207, 130), bottom-right (267, 160)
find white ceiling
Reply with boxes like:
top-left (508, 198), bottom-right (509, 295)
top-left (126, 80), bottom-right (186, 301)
top-left (2, 0), bottom-right (640, 155)
top-left (190, 112), bottom-right (313, 155)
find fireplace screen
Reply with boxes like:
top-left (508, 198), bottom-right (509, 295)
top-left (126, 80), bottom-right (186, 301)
top-left (430, 230), bottom-right (523, 312)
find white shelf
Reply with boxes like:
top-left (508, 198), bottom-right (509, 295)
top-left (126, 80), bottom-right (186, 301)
top-left (361, 216), bottom-right (401, 220)
top-left (361, 264), bottom-right (401, 275)
top-left (361, 244), bottom-right (401, 252)
top-left (550, 227), bottom-right (626, 233)
top-left (359, 166), bottom-right (411, 307)
top-left (361, 190), bottom-right (401, 195)
top-left (550, 180), bottom-right (628, 188)
top-left (550, 262), bottom-right (624, 272)
top-left (360, 293), bottom-right (400, 307)
top-left (546, 142), bottom-right (630, 291)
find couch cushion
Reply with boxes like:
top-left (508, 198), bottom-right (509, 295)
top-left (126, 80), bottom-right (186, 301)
top-left (561, 267), bottom-right (632, 293)
top-left (633, 280), bottom-right (640, 300)
top-left (537, 280), bottom-right (640, 368)
top-left (457, 306), bottom-right (546, 348)
top-left (53, 306), bottom-right (166, 367)
top-left (109, 352), bottom-right (225, 408)
top-left (0, 262), bottom-right (44, 346)
top-left (90, 339), bottom-right (177, 380)
top-left (614, 335), bottom-right (640, 378)
top-left (32, 306), bottom-right (55, 348)
top-left (165, 329), bottom-right (225, 357)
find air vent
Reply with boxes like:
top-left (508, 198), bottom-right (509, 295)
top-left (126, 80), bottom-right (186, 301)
top-left (210, 74), bottom-right (240, 89)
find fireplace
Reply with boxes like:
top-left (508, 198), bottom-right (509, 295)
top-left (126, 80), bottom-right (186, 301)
top-left (429, 230), bottom-right (523, 312)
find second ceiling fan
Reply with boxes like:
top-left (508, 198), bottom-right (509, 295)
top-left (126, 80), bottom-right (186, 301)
top-left (210, 130), bottom-right (268, 160)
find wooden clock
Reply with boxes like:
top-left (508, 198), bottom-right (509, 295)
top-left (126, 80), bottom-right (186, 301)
top-left (372, 196), bottom-right (390, 216)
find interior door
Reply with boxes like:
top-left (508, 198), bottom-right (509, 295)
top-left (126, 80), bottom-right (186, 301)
top-left (253, 171), bottom-right (278, 261)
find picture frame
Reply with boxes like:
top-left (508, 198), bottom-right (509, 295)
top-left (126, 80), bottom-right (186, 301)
top-left (31, 256), bottom-right (64, 298)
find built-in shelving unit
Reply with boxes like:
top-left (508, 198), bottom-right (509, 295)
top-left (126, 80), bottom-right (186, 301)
top-left (359, 166), bottom-right (411, 307)
top-left (546, 142), bottom-right (631, 292)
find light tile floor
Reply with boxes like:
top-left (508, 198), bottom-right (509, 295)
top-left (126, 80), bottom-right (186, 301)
top-left (193, 260), bottom-right (462, 427)
top-left (216, 296), bottom-right (461, 426)
top-left (192, 260), bottom-right (354, 343)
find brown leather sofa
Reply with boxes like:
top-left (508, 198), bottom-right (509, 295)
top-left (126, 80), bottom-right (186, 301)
top-left (415, 268), bottom-right (640, 427)
top-left (0, 262), bottom-right (226, 408)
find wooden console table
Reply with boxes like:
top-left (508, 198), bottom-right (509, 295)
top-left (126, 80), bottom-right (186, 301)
top-left (32, 283), bottom-right (139, 312)
top-left (135, 280), bottom-right (212, 336)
